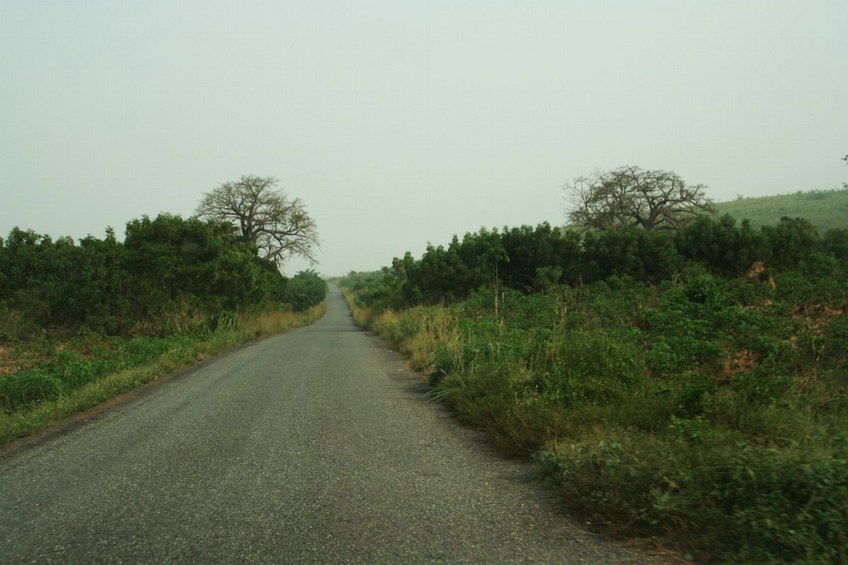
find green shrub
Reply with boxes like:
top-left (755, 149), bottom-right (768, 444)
top-left (284, 270), bottom-right (328, 311)
top-left (435, 366), bottom-right (561, 456)
top-left (536, 432), bottom-right (671, 536)
top-left (0, 370), bottom-right (62, 410)
top-left (670, 371), bottom-right (716, 417)
top-left (538, 433), bottom-right (848, 563)
top-left (736, 456), bottom-right (847, 562)
top-left (684, 445), bottom-right (848, 563)
top-left (540, 329), bottom-right (645, 406)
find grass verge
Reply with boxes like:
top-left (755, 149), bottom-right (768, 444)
top-left (0, 303), bottom-right (326, 446)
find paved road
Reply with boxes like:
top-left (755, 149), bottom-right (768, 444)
top-left (0, 286), bottom-right (667, 564)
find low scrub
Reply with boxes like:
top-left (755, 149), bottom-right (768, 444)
top-left (538, 430), bottom-right (847, 563)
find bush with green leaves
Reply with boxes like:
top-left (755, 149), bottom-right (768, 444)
top-left (675, 214), bottom-right (760, 276)
top-left (0, 214), bottom-right (297, 336)
top-left (283, 270), bottom-right (328, 312)
top-left (537, 432), bottom-right (848, 563)
top-left (540, 328), bottom-right (645, 406)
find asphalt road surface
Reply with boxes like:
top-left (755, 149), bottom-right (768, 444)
top-left (0, 286), bottom-right (669, 564)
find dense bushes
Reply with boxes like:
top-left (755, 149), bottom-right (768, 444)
top-left (0, 214), bottom-right (326, 338)
top-left (340, 213), bottom-right (848, 563)
top-left (370, 215), bottom-right (844, 309)
top-left (538, 432), bottom-right (848, 563)
top-left (284, 270), bottom-right (328, 312)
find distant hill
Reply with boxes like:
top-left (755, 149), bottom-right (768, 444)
top-left (713, 188), bottom-right (848, 233)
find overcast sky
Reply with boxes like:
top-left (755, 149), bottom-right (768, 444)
top-left (1, 1), bottom-right (846, 276)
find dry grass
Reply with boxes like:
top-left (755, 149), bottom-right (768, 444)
top-left (0, 346), bottom-right (13, 376)
top-left (242, 304), bottom-right (326, 337)
top-left (400, 308), bottom-right (461, 373)
top-left (340, 289), bottom-right (378, 329)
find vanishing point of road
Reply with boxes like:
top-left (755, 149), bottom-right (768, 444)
top-left (0, 286), bottom-right (670, 563)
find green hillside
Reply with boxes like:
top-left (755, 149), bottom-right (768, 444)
top-left (714, 188), bottom-right (848, 232)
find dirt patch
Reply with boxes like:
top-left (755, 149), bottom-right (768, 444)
top-left (722, 349), bottom-right (757, 378)
top-left (0, 346), bottom-right (16, 376)
top-left (793, 302), bottom-right (845, 334)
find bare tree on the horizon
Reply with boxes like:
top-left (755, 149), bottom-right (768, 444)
top-left (564, 165), bottom-right (714, 231)
top-left (197, 175), bottom-right (319, 269)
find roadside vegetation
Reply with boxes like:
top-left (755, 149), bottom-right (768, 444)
top-left (339, 190), bottom-right (848, 562)
top-left (0, 306), bottom-right (324, 445)
top-left (1, 202), bottom-right (327, 445)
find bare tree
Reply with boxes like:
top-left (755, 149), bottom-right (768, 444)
top-left (565, 165), bottom-right (714, 230)
top-left (196, 175), bottom-right (319, 268)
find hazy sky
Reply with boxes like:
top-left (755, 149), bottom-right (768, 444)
top-left (1, 1), bottom-right (846, 276)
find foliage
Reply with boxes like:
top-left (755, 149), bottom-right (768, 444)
top-left (581, 227), bottom-right (681, 283)
top-left (537, 434), bottom-right (848, 563)
top-left (124, 214), bottom-right (282, 322)
top-left (284, 270), bottom-right (328, 312)
top-left (564, 165), bottom-right (714, 231)
top-left (499, 224), bottom-right (582, 291)
top-left (196, 174), bottom-right (319, 268)
top-left (353, 213), bottom-right (845, 309)
top-left (0, 214), bottom-right (325, 339)
top-left (674, 214), bottom-right (759, 276)
top-left (0, 336), bottom-right (190, 411)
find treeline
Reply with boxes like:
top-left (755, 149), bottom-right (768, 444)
top-left (0, 214), bottom-right (327, 339)
top-left (350, 214), bottom-right (847, 309)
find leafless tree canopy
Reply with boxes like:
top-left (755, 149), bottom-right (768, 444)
top-left (196, 175), bottom-right (319, 268)
top-left (565, 165), bottom-right (714, 231)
